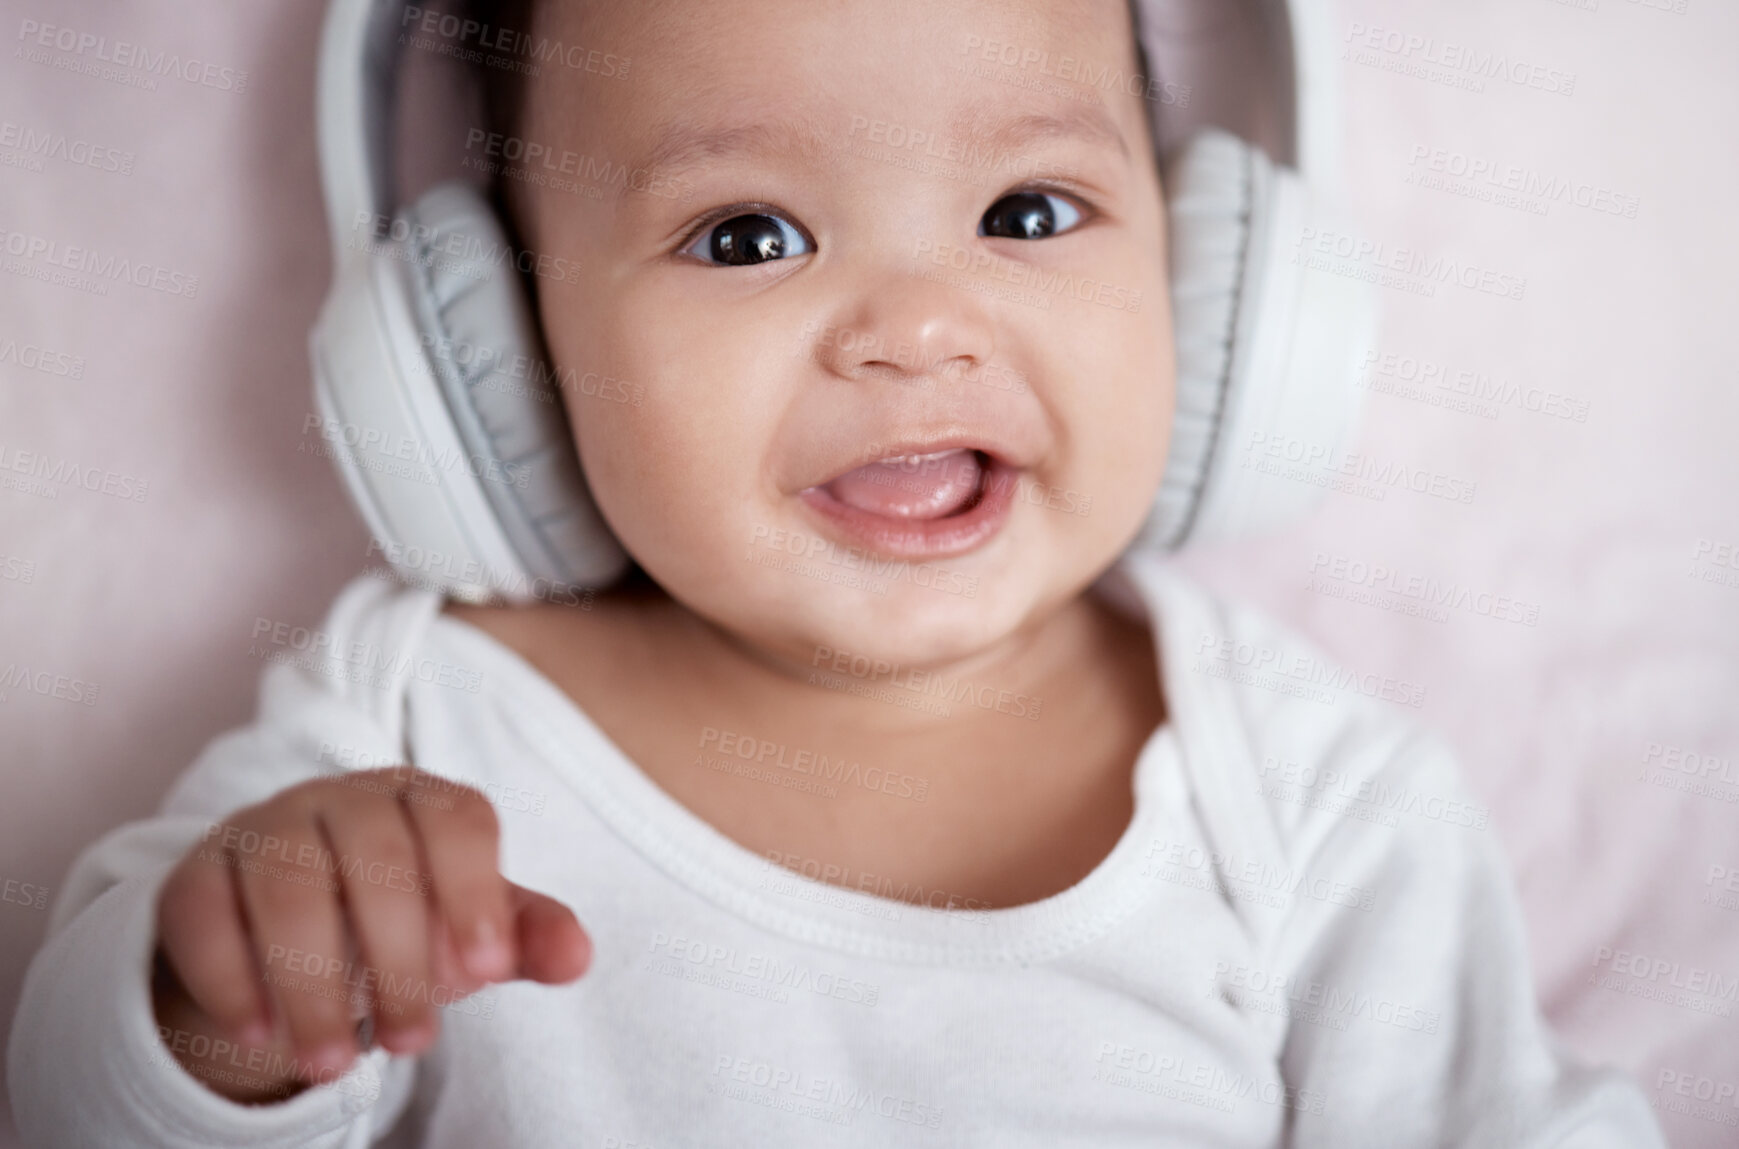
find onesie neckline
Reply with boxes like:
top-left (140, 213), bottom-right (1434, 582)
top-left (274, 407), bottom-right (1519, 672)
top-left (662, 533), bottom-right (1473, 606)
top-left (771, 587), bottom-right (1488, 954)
top-left (429, 554), bottom-right (1196, 966)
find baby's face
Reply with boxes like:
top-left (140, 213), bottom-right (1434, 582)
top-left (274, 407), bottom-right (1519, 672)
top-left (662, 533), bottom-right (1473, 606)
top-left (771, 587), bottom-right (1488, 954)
top-left (516, 0), bottom-right (1172, 669)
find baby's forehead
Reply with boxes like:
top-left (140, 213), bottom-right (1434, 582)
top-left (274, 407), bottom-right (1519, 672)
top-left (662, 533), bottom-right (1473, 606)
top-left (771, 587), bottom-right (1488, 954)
top-left (511, 0), bottom-right (1146, 164)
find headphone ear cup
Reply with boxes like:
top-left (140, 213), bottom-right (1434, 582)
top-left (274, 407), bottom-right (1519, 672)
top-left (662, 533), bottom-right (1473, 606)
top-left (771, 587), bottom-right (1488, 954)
top-left (400, 183), bottom-right (627, 591)
top-left (1138, 129), bottom-right (1377, 551)
top-left (1142, 130), bottom-right (1260, 549)
top-left (309, 182), bottom-right (627, 602)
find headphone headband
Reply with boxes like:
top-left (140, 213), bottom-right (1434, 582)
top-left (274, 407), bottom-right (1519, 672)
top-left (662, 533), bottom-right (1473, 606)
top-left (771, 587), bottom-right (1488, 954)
top-left (317, 0), bottom-right (1324, 248)
top-left (317, 0), bottom-right (404, 268)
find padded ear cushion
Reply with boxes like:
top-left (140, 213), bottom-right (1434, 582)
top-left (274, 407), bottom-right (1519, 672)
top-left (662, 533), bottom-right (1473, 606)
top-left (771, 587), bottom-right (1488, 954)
top-left (1136, 129), bottom-right (1376, 550)
top-left (398, 183), bottom-right (627, 590)
top-left (309, 182), bottom-right (626, 604)
top-left (1190, 138), bottom-right (1377, 544)
top-left (1141, 130), bottom-right (1263, 549)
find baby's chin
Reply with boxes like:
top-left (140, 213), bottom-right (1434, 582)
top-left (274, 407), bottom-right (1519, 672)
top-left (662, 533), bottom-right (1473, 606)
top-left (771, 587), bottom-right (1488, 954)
top-left (668, 540), bottom-right (1074, 678)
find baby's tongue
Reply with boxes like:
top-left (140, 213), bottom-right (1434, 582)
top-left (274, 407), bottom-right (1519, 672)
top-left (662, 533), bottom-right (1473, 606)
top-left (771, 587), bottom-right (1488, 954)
top-left (822, 449), bottom-right (983, 519)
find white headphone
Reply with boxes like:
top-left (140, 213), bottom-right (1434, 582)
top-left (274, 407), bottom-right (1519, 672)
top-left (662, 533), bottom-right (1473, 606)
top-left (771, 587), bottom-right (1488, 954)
top-left (310, 0), bottom-right (1375, 603)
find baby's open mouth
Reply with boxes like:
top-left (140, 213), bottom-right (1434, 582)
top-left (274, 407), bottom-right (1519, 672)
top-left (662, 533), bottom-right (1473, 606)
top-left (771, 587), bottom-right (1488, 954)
top-left (799, 446), bottom-right (1017, 560)
top-left (818, 448), bottom-right (988, 521)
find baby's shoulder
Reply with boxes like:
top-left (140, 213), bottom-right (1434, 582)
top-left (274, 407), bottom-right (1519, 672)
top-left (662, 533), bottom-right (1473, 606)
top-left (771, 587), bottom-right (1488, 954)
top-left (258, 571), bottom-right (448, 724)
top-left (1128, 558), bottom-right (1486, 862)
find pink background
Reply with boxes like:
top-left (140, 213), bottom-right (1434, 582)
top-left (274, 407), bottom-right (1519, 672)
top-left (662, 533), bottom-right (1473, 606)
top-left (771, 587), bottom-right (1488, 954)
top-left (2, 0), bottom-right (1735, 1144)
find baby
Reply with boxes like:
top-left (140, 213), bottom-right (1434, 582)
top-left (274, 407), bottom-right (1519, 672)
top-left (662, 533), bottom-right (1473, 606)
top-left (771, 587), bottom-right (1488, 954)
top-left (9, 0), bottom-right (1667, 1145)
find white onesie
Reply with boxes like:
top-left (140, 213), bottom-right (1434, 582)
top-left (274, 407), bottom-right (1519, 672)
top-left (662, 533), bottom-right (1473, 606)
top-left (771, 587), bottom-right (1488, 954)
top-left (6, 551), bottom-right (1666, 1147)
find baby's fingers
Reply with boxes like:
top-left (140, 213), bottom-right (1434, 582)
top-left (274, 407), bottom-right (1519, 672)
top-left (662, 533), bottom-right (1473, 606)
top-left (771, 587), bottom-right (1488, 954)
top-left (508, 882), bottom-right (591, 985)
top-left (400, 773), bottom-right (517, 983)
top-left (319, 795), bottom-right (437, 1056)
top-left (231, 809), bottom-right (358, 1078)
top-left (156, 847), bottom-right (270, 1045)
top-left (427, 910), bottom-right (487, 1001)
top-left (420, 882), bottom-right (589, 993)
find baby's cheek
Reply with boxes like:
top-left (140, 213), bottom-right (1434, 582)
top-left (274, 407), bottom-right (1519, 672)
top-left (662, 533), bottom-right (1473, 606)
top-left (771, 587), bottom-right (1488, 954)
top-left (573, 394), bottom-right (742, 559)
top-left (1068, 349), bottom-right (1172, 540)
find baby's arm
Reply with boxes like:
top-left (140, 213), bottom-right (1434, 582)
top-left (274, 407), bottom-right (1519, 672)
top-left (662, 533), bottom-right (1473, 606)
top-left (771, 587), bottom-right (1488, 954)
top-left (1267, 733), bottom-right (1663, 1148)
top-left (9, 664), bottom-right (416, 1146)
top-left (7, 579), bottom-right (583, 1147)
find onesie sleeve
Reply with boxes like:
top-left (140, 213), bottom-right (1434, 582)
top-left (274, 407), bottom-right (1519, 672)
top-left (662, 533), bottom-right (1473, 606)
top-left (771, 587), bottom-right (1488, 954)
top-left (1263, 732), bottom-right (1665, 1149)
top-left (6, 577), bottom-right (440, 1149)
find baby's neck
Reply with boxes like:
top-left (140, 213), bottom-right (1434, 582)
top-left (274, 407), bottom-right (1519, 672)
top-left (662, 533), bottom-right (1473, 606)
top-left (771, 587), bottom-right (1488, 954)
top-left (683, 596), bottom-right (1114, 732)
top-left (447, 580), bottom-right (1166, 908)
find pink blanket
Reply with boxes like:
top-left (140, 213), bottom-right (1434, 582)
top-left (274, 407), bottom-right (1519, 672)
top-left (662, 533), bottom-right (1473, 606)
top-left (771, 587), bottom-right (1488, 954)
top-left (1, 0), bottom-right (1733, 1144)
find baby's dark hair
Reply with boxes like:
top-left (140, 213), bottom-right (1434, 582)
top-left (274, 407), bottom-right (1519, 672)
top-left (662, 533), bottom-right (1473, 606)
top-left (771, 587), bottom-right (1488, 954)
top-left (472, 0), bottom-right (537, 176)
top-left (469, 0), bottom-right (1160, 225)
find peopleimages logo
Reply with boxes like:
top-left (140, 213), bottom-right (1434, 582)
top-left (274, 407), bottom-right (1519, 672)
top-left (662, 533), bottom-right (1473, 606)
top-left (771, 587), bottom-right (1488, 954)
top-left (398, 5), bottom-right (630, 77)
top-left (0, 664), bottom-right (101, 707)
top-left (0, 337), bottom-right (85, 379)
top-left (958, 34), bottom-right (1193, 107)
top-left (1357, 348), bottom-right (1591, 424)
top-left (350, 211), bottom-right (582, 285)
top-left (1307, 551), bottom-right (1542, 628)
top-left (414, 332), bottom-right (642, 408)
top-left (809, 644), bottom-right (1043, 721)
top-left (1091, 1042), bottom-right (1326, 1115)
top-left (1293, 227), bottom-right (1526, 302)
top-left (1589, 946), bottom-right (1736, 1016)
top-left (911, 238), bottom-right (1143, 312)
top-left (302, 413), bottom-right (531, 491)
top-left (0, 227), bottom-right (199, 298)
top-left (0, 442), bottom-right (150, 502)
top-left (247, 616), bottom-right (483, 695)
top-left (1404, 144), bottom-right (1639, 219)
top-left (461, 130), bottom-right (691, 202)
top-left (364, 539), bottom-right (595, 609)
top-left (1206, 959), bottom-right (1443, 1034)
top-left (1258, 754), bottom-right (1491, 830)
top-left (1143, 837), bottom-right (1378, 913)
top-left (151, 1028), bottom-right (381, 1106)
top-left (0, 120), bottom-right (134, 175)
top-left (646, 930), bottom-right (882, 1007)
top-left (845, 115), bottom-right (1078, 185)
top-left (1341, 21), bottom-right (1577, 97)
top-left (748, 525), bottom-right (980, 599)
top-left (1242, 430), bottom-right (1478, 506)
top-left (1194, 632), bottom-right (1428, 710)
top-left (698, 726), bottom-right (929, 803)
top-left (15, 20), bottom-right (250, 92)
top-left (796, 323), bottom-right (1028, 394)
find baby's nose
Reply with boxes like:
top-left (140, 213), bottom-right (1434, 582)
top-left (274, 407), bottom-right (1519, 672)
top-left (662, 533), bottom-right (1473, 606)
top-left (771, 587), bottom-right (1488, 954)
top-left (807, 267), bottom-right (998, 386)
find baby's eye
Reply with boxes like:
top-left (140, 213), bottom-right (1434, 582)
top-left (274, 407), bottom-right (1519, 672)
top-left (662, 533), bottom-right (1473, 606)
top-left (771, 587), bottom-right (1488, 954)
top-left (683, 212), bottom-right (813, 266)
top-left (978, 191), bottom-right (1084, 240)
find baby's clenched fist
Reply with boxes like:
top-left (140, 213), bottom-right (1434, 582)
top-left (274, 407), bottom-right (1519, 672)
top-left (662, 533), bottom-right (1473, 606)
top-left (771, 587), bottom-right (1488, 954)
top-left (152, 765), bottom-right (589, 1101)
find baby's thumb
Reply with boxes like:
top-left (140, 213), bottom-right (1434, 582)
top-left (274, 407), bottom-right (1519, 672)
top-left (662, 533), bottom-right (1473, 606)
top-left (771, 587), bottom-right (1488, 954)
top-left (507, 881), bottom-right (592, 985)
